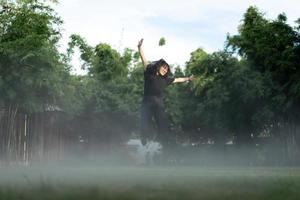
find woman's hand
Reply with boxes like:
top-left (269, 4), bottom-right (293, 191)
top-left (138, 38), bottom-right (144, 49)
top-left (188, 74), bottom-right (195, 82)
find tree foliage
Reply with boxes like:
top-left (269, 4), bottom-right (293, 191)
top-left (0, 0), bottom-right (68, 112)
top-left (227, 6), bottom-right (300, 129)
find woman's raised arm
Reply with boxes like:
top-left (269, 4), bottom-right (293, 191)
top-left (138, 38), bottom-right (149, 70)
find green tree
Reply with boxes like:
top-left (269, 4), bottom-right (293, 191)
top-left (227, 6), bottom-right (300, 164)
top-left (0, 0), bottom-right (67, 112)
top-left (67, 35), bottom-right (141, 154)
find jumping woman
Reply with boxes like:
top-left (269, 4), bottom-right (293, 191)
top-left (138, 38), bottom-right (194, 147)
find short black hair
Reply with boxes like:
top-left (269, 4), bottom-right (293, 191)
top-left (156, 58), bottom-right (170, 69)
top-left (154, 58), bottom-right (171, 77)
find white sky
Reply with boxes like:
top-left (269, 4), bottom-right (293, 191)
top-left (54, 0), bottom-right (300, 74)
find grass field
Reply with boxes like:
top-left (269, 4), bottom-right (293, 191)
top-left (0, 166), bottom-right (300, 200)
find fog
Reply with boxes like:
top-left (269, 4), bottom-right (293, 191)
top-left (0, 137), bottom-right (295, 185)
top-left (1, 140), bottom-right (300, 200)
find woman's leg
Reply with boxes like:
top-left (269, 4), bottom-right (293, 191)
top-left (140, 102), bottom-right (154, 145)
top-left (153, 105), bottom-right (171, 145)
top-left (153, 105), bottom-right (178, 164)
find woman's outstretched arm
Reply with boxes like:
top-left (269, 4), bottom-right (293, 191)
top-left (173, 75), bottom-right (195, 83)
top-left (138, 38), bottom-right (148, 70)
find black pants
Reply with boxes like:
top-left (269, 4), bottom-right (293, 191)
top-left (140, 97), bottom-right (170, 144)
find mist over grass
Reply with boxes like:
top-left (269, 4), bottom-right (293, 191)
top-left (0, 138), bottom-right (298, 199)
top-left (1, 166), bottom-right (300, 200)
